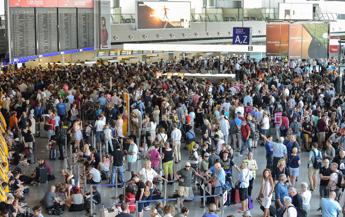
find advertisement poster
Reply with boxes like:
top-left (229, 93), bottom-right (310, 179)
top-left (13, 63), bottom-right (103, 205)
top-left (137, 1), bottom-right (190, 29)
top-left (266, 23), bottom-right (289, 56)
top-left (266, 22), bottom-right (329, 58)
top-left (100, 0), bottom-right (111, 49)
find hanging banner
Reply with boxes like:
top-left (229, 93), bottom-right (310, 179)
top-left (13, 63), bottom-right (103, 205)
top-left (122, 92), bottom-right (130, 137)
top-left (99, 0), bottom-right (111, 49)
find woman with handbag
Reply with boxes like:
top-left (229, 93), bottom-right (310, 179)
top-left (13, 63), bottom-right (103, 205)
top-left (257, 169), bottom-right (275, 217)
top-left (234, 161), bottom-right (253, 213)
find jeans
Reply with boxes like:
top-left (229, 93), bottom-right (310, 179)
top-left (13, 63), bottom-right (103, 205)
top-left (104, 139), bottom-right (113, 153)
top-left (240, 138), bottom-right (251, 155)
top-left (111, 166), bottom-right (125, 186)
top-left (266, 154), bottom-right (273, 171)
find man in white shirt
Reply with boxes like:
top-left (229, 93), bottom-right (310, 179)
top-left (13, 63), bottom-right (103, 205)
top-left (261, 111), bottom-right (270, 136)
top-left (283, 196), bottom-right (297, 217)
top-left (219, 113), bottom-right (230, 145)
top-left (95, 114), bottom-right (106, 145)
top-left (171, 125), bottom-right (182, 163)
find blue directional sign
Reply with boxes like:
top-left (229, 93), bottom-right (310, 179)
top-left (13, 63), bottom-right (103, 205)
top-left (232, 27), bottom-right (252, 45)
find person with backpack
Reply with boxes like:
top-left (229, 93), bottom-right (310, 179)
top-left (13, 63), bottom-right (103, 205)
top-left (308, 143), bottom-right (322, 191)
top-left (328, 162), bottom-right (343, 199)
top-left (283, 196), bottom-right (297, 217)
top-left (288, 186), bottom-right (306, 217)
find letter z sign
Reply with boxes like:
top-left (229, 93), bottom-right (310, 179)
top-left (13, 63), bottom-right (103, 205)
top-left (232, 27), bottom-right (252, 45)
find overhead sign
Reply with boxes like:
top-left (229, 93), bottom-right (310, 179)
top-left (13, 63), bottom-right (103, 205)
top-left (232, 27), bottom-right (252, 45)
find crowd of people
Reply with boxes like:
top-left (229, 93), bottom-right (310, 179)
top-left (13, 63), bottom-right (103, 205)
top-left (0, 56), bottom-right (345, 217)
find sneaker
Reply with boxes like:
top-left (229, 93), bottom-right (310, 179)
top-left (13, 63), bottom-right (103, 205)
top-left (144, 207), bottom-right (150, 211)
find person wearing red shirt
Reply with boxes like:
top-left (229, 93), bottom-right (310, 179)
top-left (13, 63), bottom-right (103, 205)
top-left (240, 120), bottom-right (251, 156)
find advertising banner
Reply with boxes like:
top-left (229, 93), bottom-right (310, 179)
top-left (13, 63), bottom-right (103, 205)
top-left (137, 1), bottom-right (191, 29)
top-left (266, 22), bottom-right (329, 58)
top-left (232, 27), bottom-right (252, 45)
top-left (266, 23), bottom-right (289, 56)
top-left (9, 0), bottom-right (94, 8)
top-left (100, 0), bottom-right (111, 49)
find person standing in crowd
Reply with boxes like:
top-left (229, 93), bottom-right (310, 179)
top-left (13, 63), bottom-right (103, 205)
top-left (321, 191), bottom-right (342, 217)
top-left (176, 162), bottom-right (196, 207)
top-left (243, 152), bottom-right (258, 197)
top-left (328, 162), bottom-right (342, 198)
top-left (262, 135), bottom-right (287, 180)
top-left (319, 158), bottom-right (332, 208)
top-left (171, 124), bottom-right (182, 164)
top-left (288, 186), bottom-right (306, 217)
top-left (275, 174), bottom-right (289, 217)
top-left (308, 143), bottom-right (322, 191)
top-left (234, 161), bottom-right (252, 213)
top-left (111, 143), bottom-right (125, 186)
top-left (127, 136), bottom-right (138, 171)
top-left (116, 203), bottom-right (134, 217)
top-left (283, 196), bottom-right (297, 217)
top-left (264, 135), bottom-right (274, 171)
top-left (202, 203), bottom-right (219, 217)
top-left (240, 120), bottom-right (251, 156)
top-left (299, 182), bottom-right (311, 217)
top-left (162, 142), bottom-right (174, 181)
top-left (288, 147), bottom-right (301, 187)
top-left (257, 169), bottom-right (274, 217)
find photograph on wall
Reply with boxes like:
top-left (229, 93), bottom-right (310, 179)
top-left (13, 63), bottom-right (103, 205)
top-left (137, 1), bottom-right (191, 29)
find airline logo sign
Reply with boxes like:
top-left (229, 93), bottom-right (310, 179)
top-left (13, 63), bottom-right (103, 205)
top-left (233, 27), bottom-right (252, 45)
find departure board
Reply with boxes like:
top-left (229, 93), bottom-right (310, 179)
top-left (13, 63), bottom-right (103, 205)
top-left (58, 8), bottom-right (77, 51)
top-left (78, 8), bottom-right (94, 48)
top-left (36, 8), bottom-right (58, 54)
top-left (10, 8), bottom-right (36, 58)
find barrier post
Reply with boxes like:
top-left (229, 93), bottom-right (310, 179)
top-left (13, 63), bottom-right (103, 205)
top-left (114, 166), bottom-right (118, 198)
top-left (135, 201), bottom-right (139, 217)
top-left (220, 194), bottom-right (224, 217)
top-left (90, 185), bottom-right (93, 217)
top-left (202, 184), bottom-right (206, 208)
top-left (164, 180), bottom-right (167, 206)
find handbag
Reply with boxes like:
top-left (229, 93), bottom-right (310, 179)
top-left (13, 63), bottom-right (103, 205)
top-left (234, 188), bottom-right (240, 204)
top-left (248, 196), bottom-right (253, 209)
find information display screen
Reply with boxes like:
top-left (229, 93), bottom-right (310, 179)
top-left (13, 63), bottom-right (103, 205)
top-left (10, 8), bottom-right (36, 58)
top-left (78, 8), bottom-right (94, 48)
top-left (9, 0), bottom-right (93, 8)
top-left (58, 8), bottom-right (77, 51)
top-left (36, 8), bottom-right (58, 54)
top-left (137, 1), bottom-right (190, 29)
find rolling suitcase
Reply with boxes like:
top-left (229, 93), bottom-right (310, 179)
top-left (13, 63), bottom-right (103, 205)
top-left (36, 167), bottom-right (48, 183)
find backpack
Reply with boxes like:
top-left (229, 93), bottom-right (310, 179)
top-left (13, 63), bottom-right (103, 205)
top-left (336, 172), bottom-right (343, 188)
top-left (312, 150), bottom-right (322, 169)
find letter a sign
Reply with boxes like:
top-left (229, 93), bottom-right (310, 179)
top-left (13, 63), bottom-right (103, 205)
top-left (232, 27), bottom-right (252, 45)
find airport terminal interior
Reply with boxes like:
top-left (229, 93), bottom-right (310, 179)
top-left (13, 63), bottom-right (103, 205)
top-left (1, 0), bottom-right (345, 217)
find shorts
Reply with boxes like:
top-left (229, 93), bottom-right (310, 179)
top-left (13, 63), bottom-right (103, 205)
top-left (178, 186), bottom-right (190, 198)
top-left (214, 186), bottom-right (223, 196)
top-left (308, 167), bottom-right (319, 177)
top-left (289, 167), bottom-right (299, 177)
top-left (262, 195), bottom-right (272, 209)
top-left (239, 187), bottom-right (248, 201)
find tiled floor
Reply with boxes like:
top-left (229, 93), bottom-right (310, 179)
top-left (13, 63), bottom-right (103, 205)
top-left (24, 137), bottom-right (323, 217)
